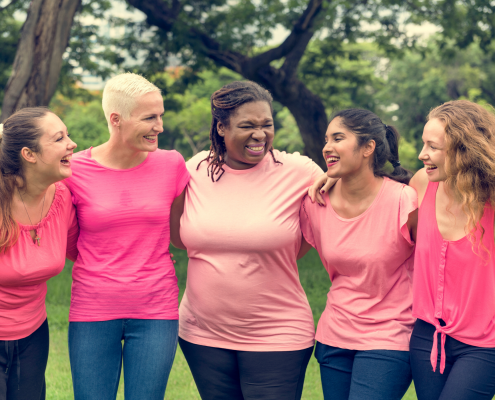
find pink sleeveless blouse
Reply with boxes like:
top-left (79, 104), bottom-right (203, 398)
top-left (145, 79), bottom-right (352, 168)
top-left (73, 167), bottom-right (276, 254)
top-left (413, 181), bottom-right (495, 374)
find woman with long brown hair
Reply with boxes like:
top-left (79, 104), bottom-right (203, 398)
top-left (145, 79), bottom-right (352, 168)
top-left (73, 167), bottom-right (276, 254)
top-left (409, 100), bottom-right (495, 400)
top-left (170, 80), bottom-right (323, 400)
top-left (0, 107), bottom-right (78, 399)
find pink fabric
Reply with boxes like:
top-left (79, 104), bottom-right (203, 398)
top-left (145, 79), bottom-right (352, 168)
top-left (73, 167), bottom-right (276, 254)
top-left (413, 181), bottom-right (495, 373)
top-left (300, 178), bottom-right (417, 351)
top-left (179, 150), bottom-right (323, 351)
top-left (0, 182), bottom-right (78, 340)
top-left (65, 148), bottom-right (190, 322)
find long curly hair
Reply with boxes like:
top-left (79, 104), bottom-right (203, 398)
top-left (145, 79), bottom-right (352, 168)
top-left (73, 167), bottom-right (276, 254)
top-left (198, 81), bottom-right (281, 181)
top-left (428, 100), bottom-right (495, 254)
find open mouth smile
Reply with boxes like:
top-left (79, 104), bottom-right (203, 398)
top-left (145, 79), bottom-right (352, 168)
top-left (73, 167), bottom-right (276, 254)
top-left (326, 155), bottom-right (340, 167)
top-left (60, 154), bottom-right (72, 167)
top-left (425, 164), bottom-right (438, 173)
top-left (144, 135), bottom-right (158, 143)
top-left (245, 143), bottom-right (265, 155)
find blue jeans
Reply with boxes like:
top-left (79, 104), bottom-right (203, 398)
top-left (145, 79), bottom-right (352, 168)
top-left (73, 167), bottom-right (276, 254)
top-left (68, 319), bottom-right (178, 400)
top-left (410, 318), bottom-right (495, 400)
top-left (315, 341), bottom-right (412, 400)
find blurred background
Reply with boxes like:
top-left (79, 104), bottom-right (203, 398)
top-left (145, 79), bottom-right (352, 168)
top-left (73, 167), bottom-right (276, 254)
top-left (2, 0), bottom-right (495, 398)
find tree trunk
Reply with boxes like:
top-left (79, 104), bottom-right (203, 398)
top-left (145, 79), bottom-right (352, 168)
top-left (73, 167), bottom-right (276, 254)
top-left (0, 0), bottom-right (81, 122)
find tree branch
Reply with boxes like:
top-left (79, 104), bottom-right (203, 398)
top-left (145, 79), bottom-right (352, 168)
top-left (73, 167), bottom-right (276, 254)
top-left (250, 0), bottom-right (324, 71)
top-left (126, 0), bottom-right (183, 31)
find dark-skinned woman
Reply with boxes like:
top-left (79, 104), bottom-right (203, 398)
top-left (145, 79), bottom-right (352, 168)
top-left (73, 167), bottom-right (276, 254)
top-left (170, 81), bottom-right (323, 400)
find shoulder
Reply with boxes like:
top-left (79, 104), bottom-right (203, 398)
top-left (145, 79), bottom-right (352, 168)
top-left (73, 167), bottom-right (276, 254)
top-left (149, 149), bottom-right (186, 165)
top-left (186, 150), bottom-right (210, 172)
top-left (72, 148), bottom-right (90, 161)
top-left (408, 168), bottom-right (428, 206)
top-left (271, 149), bottom-right (311, 166)
top-left (53, 181), bottom-right (74, 211)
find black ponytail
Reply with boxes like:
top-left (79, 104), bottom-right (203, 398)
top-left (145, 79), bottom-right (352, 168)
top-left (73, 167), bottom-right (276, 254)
top-left (332, 108), bottom-right (413, 184)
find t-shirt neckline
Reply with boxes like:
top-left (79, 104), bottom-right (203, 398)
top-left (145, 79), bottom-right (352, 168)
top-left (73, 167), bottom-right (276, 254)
top-left (221, 152), bottom-right (271, 175)
top-left (87, 147), bottom-right (150, 172)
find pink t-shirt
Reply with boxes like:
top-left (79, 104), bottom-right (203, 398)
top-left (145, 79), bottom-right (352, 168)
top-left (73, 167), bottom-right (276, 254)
top-left (0, 182), bottom-right (78, 340)
top-left (65, 148), bottom-right (190, 322)
top-left (413, 181), bottom-right (495, 373)
top-left (179, 150), bottom-right (323, 351)
top-left (300, 178), bottom-right (417, 351)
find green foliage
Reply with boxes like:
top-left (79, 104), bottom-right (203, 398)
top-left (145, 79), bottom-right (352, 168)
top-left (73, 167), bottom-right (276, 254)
top-left (50, 92), bottom-right (109, 152)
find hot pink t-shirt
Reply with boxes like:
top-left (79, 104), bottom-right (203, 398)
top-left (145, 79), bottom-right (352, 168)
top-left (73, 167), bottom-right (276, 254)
top-left (179, 150), bottom-right (323, 351)
top-left (65, 148), bottom-right (190, 322)
top-left (0, 182), bottom-right (78, 340)
top-left (300, 178), bottom-right (417, 351)
top-left (413, 182), bottom-right (495, 373)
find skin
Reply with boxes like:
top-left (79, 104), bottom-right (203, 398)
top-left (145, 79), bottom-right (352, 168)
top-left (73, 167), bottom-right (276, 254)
top-left (12, 113), bottom-right (77, 242)
top-left (216, 101), bottom-right (275, 170)
top-left (409, 118), bottom-right (469, 241)
top-left (91, 91), bottom-right (165, 169)
top-left (311, 117), bottom-right (417, 239)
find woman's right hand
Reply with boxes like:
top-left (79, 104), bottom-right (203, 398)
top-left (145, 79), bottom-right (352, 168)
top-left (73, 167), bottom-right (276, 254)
top-left (308, 173), bottom-right (337, 206)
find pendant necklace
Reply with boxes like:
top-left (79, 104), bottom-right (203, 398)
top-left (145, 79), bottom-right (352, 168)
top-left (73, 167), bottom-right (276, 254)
top-left (17, 188), bottom-right (46, 247)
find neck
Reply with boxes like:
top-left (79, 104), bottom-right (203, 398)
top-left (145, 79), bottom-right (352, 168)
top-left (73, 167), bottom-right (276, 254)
top-left (94, 136), bottom-right (147, 169)
top-left (16, 172), bottom-right (52, 205)
top-left (338, 167), bottom-right (382, 203)
top-left (439, 180), bottom-right (462, 204)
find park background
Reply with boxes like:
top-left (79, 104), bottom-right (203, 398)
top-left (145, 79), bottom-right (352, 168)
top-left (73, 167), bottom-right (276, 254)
top-left (2, 0), bottom-right (495, 398)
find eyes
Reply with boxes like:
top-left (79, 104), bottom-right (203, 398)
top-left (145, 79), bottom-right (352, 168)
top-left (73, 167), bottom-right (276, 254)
top-left (56, 134), bottom-right (71, 142)
top-left (239, 124), bottom-right (273, 129)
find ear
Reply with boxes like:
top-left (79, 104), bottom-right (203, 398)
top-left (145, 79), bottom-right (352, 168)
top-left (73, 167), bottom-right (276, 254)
top-left (20, 147), bottom-right (37, 165)
top-left (363, 140), bottom-right (376, 158)
top-left (109, 112), bottom-right (121, 128)
top-left (217, 121), bottom-right (225, 137)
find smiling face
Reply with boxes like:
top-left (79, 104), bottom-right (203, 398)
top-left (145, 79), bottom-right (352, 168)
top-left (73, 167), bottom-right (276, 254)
top-left (322, 117), bottom-right (374, 178)
top-left (419, 118), bottom-right (447, 182)
top-left (217, 101), bottom-right (274, 170)
top-left (31, 112), bottom-right (77, 181)
top-left (116, 91), bottom-right (164, 152)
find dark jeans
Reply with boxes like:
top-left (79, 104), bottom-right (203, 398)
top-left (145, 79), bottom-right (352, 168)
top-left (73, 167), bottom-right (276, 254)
top-left (0, 319), bottom-right (49, 400)
top-left (69, 319), bottom-right (178, 400)
top-left (410, 318), bottom-right (495, 400)
top-left (179, 337), bottom-right (313, 400)
top-left (315, 341), bottom-right (412, 400)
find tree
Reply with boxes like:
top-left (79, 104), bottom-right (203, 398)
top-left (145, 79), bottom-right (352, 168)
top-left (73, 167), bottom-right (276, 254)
top-left (0, 0), bottom-right (81, 121)
top-left (124, 0), bottom-right (417, 167)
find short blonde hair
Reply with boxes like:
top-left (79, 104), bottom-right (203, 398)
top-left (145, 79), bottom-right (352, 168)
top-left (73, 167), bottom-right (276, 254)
top-left (102, 73), bottom-right (160, 121)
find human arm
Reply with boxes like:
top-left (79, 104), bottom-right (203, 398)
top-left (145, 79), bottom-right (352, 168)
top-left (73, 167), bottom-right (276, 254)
top-left (66, 205), bottom-right (79, 262)
top-left (297, 234), bottom-right (313, 260)
top-left (407, 208), bottom-right (418, 243)
top-left (170, 187), bottom-right (187, 250)
top-left (408, 168), bottom-right (428, 207)
top-left (308, 173), bottom-right (338, 206)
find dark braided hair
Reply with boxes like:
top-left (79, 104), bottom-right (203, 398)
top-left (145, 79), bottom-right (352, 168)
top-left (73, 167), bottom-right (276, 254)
top-left (332, 108), bottom-right (413, 184)
top-left (198, 80), bottom-right (281, 182)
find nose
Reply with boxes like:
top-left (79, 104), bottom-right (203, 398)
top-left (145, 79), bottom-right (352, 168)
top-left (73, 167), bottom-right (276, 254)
top-left (322, 140), bottom-right (333, 155)
top-left (154, 116), bottom-right (164, 133)
top-left (418, 144), bottom-right (427, 161)
top-left (252, 127), bottom-right (266, 140)
top-left (68, 137), bottom-right (77, 150)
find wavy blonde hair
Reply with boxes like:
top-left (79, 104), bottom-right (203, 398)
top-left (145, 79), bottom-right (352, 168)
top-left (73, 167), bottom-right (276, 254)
top-left (428, 100), bottom-right (495, 255)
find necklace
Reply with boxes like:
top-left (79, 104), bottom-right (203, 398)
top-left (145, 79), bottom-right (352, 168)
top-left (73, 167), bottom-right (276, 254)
top-left (17, 188), bottom-right (46, 246)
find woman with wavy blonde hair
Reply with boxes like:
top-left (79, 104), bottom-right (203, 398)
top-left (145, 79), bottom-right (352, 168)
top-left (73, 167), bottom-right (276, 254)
top-left (409, 100), bottom-right (495, 400)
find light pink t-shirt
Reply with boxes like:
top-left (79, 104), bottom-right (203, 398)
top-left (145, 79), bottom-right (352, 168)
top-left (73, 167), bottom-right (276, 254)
top-left (0, 182), bottom-right (78, 340)
top-left (65, 148), bottom-right (190, 322)
top-left (179, 150), bottom-right (323, 351)
top-left (300, 178), bottom-right (417, 351)
top-left (413, 182), bottom-right (495, 374)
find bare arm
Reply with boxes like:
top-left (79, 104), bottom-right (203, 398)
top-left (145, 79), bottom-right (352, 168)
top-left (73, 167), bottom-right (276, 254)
top-left (407, 208), bottom-right (418, 243)
top-left (297, 234), bottom-right (313, 260)
top-left (170, 188), bottom-right (187, 250)
top-left (409, 168), bottom-right (428, 207)
top-left (308, 173), bottom-right (338, 206)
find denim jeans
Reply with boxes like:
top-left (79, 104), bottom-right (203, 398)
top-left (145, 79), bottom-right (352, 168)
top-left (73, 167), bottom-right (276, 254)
top-left (315, 341), bottom-right (412, 400)
top-left (68, 319), bottom-right (178, 400)
top-left (410, 318), bottom-right (495, 400)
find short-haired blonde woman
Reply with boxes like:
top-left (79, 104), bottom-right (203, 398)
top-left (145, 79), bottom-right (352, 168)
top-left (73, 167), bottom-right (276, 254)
top-left (409, 100), bottom-right (495, 400)
top-left (65, 73), bottom-right (190, 400)
top-left (0, 107), bottom-right (78, 399)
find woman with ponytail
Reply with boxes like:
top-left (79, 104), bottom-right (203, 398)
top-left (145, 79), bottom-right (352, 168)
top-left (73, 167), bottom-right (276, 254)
top-left (301, 108), bottom-right (417, 400)
top-left (0, 107), bottom-right (78, 399)
top-left (170, 81), bottom-right (324, 400)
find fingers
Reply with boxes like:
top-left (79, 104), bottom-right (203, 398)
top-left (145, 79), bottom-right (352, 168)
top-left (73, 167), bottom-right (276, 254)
top-left (315, 190), bottom-right (326, 206)
top-left (320, 178), bottom-right (333, 196)
top-left (308, 186), bottom-right (317, 203)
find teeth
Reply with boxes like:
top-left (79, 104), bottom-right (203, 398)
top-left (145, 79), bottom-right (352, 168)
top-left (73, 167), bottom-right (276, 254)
top-left (426, 165), bottom-right (437, 170)
top-left (248, 146), bottom-right (264, 151)
top-left (144, 135), bottom-right (156, 140)
top-left (61, 155), bottom-right (71, 162)
top-left (327, 157), bottom-right (339, 162)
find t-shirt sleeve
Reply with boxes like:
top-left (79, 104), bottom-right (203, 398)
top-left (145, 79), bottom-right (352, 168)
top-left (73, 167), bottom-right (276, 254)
top-left (175, 151), bottom-right (191, 198)
top-left (307, 159), bottom-right (324, 187)
top-left (299, 195), bottom-right (317, 249)
top-left (399, 185), bottom-right (418, 245)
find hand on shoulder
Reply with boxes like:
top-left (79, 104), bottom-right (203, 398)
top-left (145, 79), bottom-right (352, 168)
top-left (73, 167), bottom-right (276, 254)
top-left (409, 168), bottom-right (428, 206)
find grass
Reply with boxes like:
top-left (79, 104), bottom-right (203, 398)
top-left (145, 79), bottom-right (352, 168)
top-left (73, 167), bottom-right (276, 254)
top-left (45, 248), bottom-right (418, 399)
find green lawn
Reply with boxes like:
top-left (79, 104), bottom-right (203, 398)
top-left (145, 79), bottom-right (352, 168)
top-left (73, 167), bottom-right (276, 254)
top-left (45, 248), bottom-right (418, 399)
